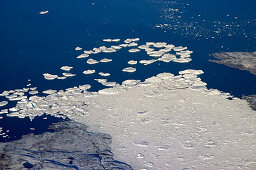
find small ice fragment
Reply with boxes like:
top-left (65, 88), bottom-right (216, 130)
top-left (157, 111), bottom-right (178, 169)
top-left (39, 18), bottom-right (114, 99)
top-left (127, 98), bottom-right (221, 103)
top-left (153, 42), bottom-right (167, 48)
top-left (40, 10), bottom-right (48, 15)
top-left (102, 81), bottom-right (117, 87)
top-left (57, 76), bottom-right (67, 80)
top-left (128, 49), bottom-right (140, 53)
top-left (139, 59), bottom-right (157, 65)
top-left (112, 39), bottom-right (120, 42)
top-left (75, 47), bottom-right (82, 51)
top-left (29, 90), bottom-right (39, 95)
top-left (63, 73), bottom-right (76, 77)
top-left (83, 70), bottom-right (96, 75)
top-left (122, 80), bottom-right (140, 87)
top-left (99, 72), bottom-right (110, 77)
top-left (30, 87), bottom-right (37, 91)
top-left (0, 109), bottom-right (8, 114)
top-left (157, 73), bottom-right (174, 79)
top-left (103, 39), bottom-right (112, 42)
top-left (9, 107), bottom-right (19, 112)
top-left (111, 46), bottom-right (122, 50)
top-left (122, 67), bottom-right (136, 73)
top-left (79, 84), bottom-right (91, 90)
top-left (102, 48), bottom-right (116, 53)
top-left (0, 101), bottom-right (8, 107)
top-left (100, 58), bottom-right (112, 63)
top-left (147, 51), bottom-right (164, 57)
top-left (95, 79), bottom-right (107, 83)
top-left (42, 89), bottom-right (57, 95)
top-left (179, 69), bottom-right (204, 75)
top-left (84, 50), bottom-right (94, 54)
top-left (174, 46), bottom-right (187, 51)
top-left (43, 73), bottom-right (58, 80)
top-left (127, 42), bottom-right (138, 47)
top-left (77, 54), bottom-right (89, 59)
top-left (158, 54), bottom-right (176, 62)
top-left (87, 58), bottom-right (99, 64)
top-left (119, 44), bottom-right (128, 47)
top-left (60, 66), bottom-right (73, 72)
top-left (128, 60), bottom-right (137, 65)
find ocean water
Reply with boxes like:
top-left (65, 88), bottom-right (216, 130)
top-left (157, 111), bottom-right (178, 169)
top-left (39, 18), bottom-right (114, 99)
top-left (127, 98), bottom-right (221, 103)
top-left (0, 0), bottom-right (256, 142)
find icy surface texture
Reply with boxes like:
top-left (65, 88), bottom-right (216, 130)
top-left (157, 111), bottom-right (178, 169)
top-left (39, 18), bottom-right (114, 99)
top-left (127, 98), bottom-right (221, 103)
top-left (0, 120), bottom-right (133, 170)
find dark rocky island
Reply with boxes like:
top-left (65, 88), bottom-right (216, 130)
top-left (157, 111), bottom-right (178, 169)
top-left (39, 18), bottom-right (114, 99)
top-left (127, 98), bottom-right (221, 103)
top-left (210, 52), bottom-right (256, 75)
top-left (243, 95), bottom-right (256, 111)
top-left (0, 121), bottom-right (133, 169)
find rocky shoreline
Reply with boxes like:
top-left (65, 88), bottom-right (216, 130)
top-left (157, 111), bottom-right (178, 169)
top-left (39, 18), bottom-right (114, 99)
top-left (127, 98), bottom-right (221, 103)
top-left (210, 52), bottom-right (256, 75)
top-left (0, 120), bottom-right (133, 169)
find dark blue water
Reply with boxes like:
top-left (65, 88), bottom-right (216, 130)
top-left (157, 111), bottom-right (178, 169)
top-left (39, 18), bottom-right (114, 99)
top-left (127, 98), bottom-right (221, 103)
top-left (0, 0), bottom-right (256, 142)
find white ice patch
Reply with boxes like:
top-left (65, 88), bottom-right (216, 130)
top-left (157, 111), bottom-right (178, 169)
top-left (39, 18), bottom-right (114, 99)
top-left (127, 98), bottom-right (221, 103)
top-left (43, 73), bottom-right (58, 80)
top-left (100, 58), bottom-right (112, 63)
top-left (122, 67), bottom-right (136, 73)
top-left (128, 60), bottom-right (138, 65)
top-left (87, 58), bottom-right (99, 64)
top-left (99, 72), bottom-right (110, 77)
top-left (60, 66), bottom-right (73, 72)
top-left (83, 70), bottom-right (96, 75)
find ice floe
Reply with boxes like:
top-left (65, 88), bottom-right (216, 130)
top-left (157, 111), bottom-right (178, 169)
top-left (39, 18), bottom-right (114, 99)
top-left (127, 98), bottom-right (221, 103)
top-left (128, 49), bottom-right (140, 53)
top-left (100, 58), bottom-right (112, 63)
top-left (43, 73), bottom-right (58, 80)
top-left (63, 73), bottom-right (76, 77)
top-left (60, 66), bottom-right (73, 72)
top-left (75, 47), bottom-right (82, 51)
top-left (87, 58), bottom-right (99, 64)
top-left (0, 101), bottom-right (8, 107)
top-left (42, 89), bottom-right (57, 95)
top-left (99, 72), bottom-right (111, 77)
top-left (158, 53), bottom-right (176, 62)
top-left (103, 39), bottom-right (120, 42)
top-left (83, 70), bottom-right (96, 75)
top-left (139, 59), bottom-right (157, 65)
top-left (122, 67), bottom-right (136, 73)
top-left (128, 60), bottom-right (137, 65)
top-left (77, 54), bottom-right (89, 59)
top-left (40, 11), bottom-right (48, 15)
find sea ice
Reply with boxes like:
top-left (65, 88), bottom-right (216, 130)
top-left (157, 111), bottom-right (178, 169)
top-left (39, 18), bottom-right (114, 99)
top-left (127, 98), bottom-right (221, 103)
top-left (122, 67), bottom-right (136, 73)
top-left (42, 90), bottom-right (57, 95)
top-left (60, 66), bottom-right (73, 72)
top-left (128, 49), bottom-right (140, 53)
top-left (127, 42), bottom-right (138, 47)
top-left (158, 54), bottom-right (176, 62)
top-left (122, 80), bottom-right (140, 87)
top-left (111, 46), bottom-right (122, 50)
top-left (87, 58), bottom-right (99, 64)
top-left (77, 54), bottom-right (89, 59)
top-left (174, 46), bottom-right (188, 51)
top-left (153, 42), bottom-right (167, 48)
top-left (63, 73), bottom-right (76, 77)
top-left (40, 11), bottom-right (48, 15)
top-left (43, 73), bottom-right (58, 80)
top-left (29, 91), bottom-right (39, 95)
top-left (102, 48), bottom-right (116, 53)
top-left (75, 47), bottom-right (82, 51)
top-left (128, 60), bottom-right (137, 65)
top-left (100, 58), bottom-right (112, 63)
top-left (139, 59), bottom-right (157, 65)
top-left (173, 58), bottom-right (192, 63)
top-left (0, 101), bottom-right (8, 107)
top-left (83, 70), bottom-right (96, 75)
top-left (99, 72), bottom-right (110, 77)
